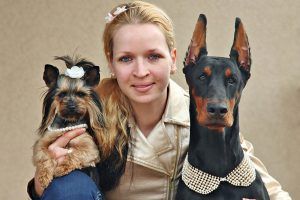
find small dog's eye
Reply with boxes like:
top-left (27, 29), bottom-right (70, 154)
top-left (76, 92), bottom-right (86, 97)
top-left (58, 92), bottom-right (67, 98)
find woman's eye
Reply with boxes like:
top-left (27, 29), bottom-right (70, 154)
top-left (148, 54), bottom-right (161, 61)
top-left (119, 56), bottom-right (132, 63)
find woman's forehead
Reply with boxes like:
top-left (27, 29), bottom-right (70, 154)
top-left (112, 23), bottom-right (169, 52)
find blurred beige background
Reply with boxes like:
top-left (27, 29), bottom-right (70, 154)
top-left (0, 0), bottom-right (299, 199)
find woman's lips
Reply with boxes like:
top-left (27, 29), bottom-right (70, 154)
top-left (132, 83), bottom-right (154, 92)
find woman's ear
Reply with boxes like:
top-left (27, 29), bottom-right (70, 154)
top-left (170, 48), bottom-right (177, 74)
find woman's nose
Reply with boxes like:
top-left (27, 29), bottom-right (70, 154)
top-left (133, 58), bottom-right (150, 77)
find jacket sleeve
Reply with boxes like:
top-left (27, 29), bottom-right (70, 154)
top-left (240, 134), bottom-right (292, 200)
top-left (27, 178), bottom-right (41, 200)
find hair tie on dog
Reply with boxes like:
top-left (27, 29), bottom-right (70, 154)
top-left (65, 66), bottom-right (85, 78)
top-left (105, 6), bottom-right (128, 23)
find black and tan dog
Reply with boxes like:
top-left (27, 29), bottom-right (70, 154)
top-left (32, 56), bottom-right (107, 189)
top-left (176, 15), bottom-right (269, 199)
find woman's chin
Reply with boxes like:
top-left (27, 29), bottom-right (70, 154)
top-left (128, 93), bottom-right (163, 106)
top-left (129, 96), bottom-right (156, 105)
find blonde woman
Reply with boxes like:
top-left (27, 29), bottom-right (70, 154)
top-left (28, 1), bottom-right (291, 199)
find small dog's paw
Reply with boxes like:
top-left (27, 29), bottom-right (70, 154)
top-left (67, 145), bottom-right (100, 168)
top-left (88, 162), bottom-right (96, 167)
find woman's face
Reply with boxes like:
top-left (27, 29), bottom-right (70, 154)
top-left (109, 23), bottom-right (176, 106)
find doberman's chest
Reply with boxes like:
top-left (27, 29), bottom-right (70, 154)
top-left (177, 171), bottom-right (269, 200)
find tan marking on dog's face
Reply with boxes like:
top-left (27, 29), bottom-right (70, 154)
top-left (225, 68), bottom-right (232, 78)
top-left (192, 89), bottom-right (208, 125)
top-left (203, 66), bottom-right (212, 77)
top-left (192, 88), bottom-right (236, 132)
top-left (224, 98), bottom-right (235, 127)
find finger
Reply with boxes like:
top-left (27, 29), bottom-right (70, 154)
top-left (56, 148), bottom-right (73, 164)
top-left (57, 156), bottom-right (66, 165)
top-left (48, 146), bottom-right (70, 159)
top-left (52, 128), bottom-right (85, 148)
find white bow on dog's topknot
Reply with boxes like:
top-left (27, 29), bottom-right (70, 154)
top-left (64, 66), bottom-right (85, 78)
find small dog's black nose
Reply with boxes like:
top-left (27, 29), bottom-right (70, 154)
top-left (67, 101), bottom-right (77, 110)
top-left (207, 103), bottom-right (228, 117)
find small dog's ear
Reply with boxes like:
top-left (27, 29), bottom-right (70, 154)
top-left (184, 14), bottom-right (208, 67)
top-left (230, 18), bottom-right (251, 81)
top-left (43, 64), bottom-right (59, 88)
top-left (83, 66), bottom-right (100, 87)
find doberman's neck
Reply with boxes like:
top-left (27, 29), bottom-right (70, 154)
top-left (188, 102), bottom-right (244, 177)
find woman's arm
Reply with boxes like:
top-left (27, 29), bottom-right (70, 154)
top-left (240, 134), bottom-right (292, 200)
top-left (28, 128), bottom-right (85, 199)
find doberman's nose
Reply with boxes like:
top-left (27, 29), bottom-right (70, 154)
top-left (207, 103), bottom-right (228, 117)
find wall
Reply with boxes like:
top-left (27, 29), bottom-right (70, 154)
top-left (0, 0), bottom-right (299, 199)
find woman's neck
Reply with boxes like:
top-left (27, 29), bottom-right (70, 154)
top-left (131, 90), bottom-right (168, 137)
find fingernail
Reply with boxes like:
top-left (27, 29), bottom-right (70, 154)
top-left (67, 148), bottom-right (73, 154)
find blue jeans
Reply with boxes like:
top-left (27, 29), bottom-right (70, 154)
top-left (40, 170), bottom-right (103, 200)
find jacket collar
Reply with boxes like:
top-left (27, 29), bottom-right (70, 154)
top-left (127, 79), bottom-right (190, 174)
top-left (162, 79), bottom-right (190, 127)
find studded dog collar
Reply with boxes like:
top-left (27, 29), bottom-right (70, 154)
top-left (182, 154), bottom-right (256, 195)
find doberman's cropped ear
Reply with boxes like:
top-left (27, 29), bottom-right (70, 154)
top-left (83, 66), bottom-right (100, 87)
top-left (230, 18), bottom-right (251, 81)
top-left (43, 64), bottom-right (59, 88)
top-left (184, 14), bottom-right (208, 66)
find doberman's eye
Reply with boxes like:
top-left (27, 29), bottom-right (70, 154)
top-left (227, 77), bottom-right (236, 85)
top-left (76, 91), bottom-right (86, 97)
top-left (199, 74), bottom-right (207, 81)
top-left (58, 92), bottom-right (67, 98)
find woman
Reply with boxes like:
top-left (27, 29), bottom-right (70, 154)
top-left (28, 1), bottom-right (291, 199)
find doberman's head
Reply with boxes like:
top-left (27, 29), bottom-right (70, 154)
top-left (183, 14), bottom-right (251, 132)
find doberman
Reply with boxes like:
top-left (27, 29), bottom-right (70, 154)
top-left (176, 14), bottom-right (270, 200)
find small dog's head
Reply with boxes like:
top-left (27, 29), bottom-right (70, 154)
top-left (39, 56), bottom-right (102, 134)
top-left (184, 14), bottom-right (251, 132)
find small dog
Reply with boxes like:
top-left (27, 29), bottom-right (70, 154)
top-left (33, 56), bottom-right (104, 189)
top-left (176, 15), bottom-right (269, 199)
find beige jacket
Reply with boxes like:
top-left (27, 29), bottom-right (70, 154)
top-left (105, 80), bottom-right (291, 200)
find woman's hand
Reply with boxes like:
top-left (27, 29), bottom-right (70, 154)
top-left (33, 128), bottom-right (86, 196)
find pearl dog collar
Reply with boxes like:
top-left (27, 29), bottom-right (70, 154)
top-left (47, 123), bottom-right (88, 132)
top-left (182, 154), bottom-right (256, 195)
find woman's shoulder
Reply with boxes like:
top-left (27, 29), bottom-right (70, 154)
top-left (169, 79), bottom-right (189, 100)
top-left (164, 79), bottom-right (190, 126)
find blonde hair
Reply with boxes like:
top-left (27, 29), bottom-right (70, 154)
top-left (96, 78), bottom-right (131, 159)
top-left (99, 1), bottom-right (175, 158)
top-left (103, 0), bottom-right (175, 61)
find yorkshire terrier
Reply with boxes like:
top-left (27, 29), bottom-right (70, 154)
top-left (33, 56), bottom-right (104, 189)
